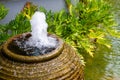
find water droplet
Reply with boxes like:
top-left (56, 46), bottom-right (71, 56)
top-left (29, 71), bottom-right (33, 75)
top-left (13, 70), bottom-right (17, 76)
top-left (0, 66), bottom-right (2, 69)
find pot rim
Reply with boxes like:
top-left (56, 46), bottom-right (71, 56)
top-left (2, 33), bottom-right (64, 63)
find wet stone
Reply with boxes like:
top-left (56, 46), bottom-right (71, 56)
top-left (0, 66), bottom-right (2, 69)
top-left (8, 36), bottom-right (55, 56)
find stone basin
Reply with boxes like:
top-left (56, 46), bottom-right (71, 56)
top-left (0, 33), bottom-right (84, 80)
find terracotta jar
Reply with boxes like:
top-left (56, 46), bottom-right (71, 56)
top-left (0, 33), bottom-right (84, 80)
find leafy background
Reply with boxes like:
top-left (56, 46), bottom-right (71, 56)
top-left (0, 0), bottom-right (119, 57)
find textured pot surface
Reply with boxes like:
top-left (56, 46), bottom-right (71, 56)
top-left (0, 33), bottom-right (84, 80)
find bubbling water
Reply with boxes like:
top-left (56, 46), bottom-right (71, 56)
top-left (26, 11), bottom-right (57, 48)
top-left (13, 11), bottom-right (58, 56)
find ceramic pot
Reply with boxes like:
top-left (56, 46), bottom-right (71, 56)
top-left (0, 33), bottom-right (84, 80)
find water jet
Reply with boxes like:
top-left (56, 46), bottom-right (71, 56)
top-left (0, 11), bottom-right (84, 80)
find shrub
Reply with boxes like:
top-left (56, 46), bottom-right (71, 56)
top-left (0, 4), bottom-right (8, 45)
top-left (0, 0), bottom-right (119, 57)
top-left (0, 4), bottom-right (8, 20)
top-left (45, 0), bottom-right (119, 56)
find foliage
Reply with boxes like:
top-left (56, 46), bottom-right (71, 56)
top-left (0, 4), bottom-right (8, 20)
top-left (7, 2), bottom-right (37, 34)
top-left (0, 24), bottom-right (10, 45)
top-left (44, 0), bottom-right (118, 56)
top-left (0, 0), bottom-right (119, 57)
top-left (21, 2), bottom-right (38, 19)
top-left (0, 4), bottom-right (8, 45)
top-left (0, 2), bottom-right (37, 45)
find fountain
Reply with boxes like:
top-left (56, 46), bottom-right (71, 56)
top-left (0, 11), bottom-right (84, 80)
